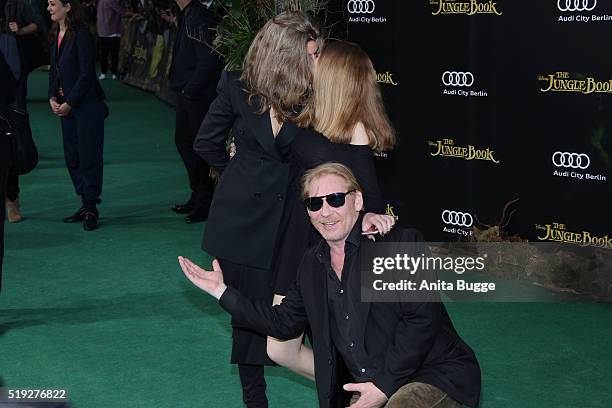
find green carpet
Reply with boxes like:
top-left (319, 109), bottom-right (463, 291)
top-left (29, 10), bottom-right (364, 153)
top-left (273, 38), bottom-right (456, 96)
top-left (1, 71), bottom-right (611, 407)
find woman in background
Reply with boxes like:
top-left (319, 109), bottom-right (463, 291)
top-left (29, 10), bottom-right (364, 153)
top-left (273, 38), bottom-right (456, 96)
top-left (96, 0), bottom-right (134, 80)
top-left (267, 40), bottom-right (397, 382)
top-left (47, 0), bottom-right (107, 231)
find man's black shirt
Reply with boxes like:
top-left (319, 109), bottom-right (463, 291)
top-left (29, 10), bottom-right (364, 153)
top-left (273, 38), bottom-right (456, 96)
top-left (318, 216), bottom-right (375, 382)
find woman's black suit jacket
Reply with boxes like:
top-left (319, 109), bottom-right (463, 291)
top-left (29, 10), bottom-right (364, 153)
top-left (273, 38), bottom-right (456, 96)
top-left (48, 27), bottom-right (105, 107)
top-left (194, 71), bottom-right (300, 270)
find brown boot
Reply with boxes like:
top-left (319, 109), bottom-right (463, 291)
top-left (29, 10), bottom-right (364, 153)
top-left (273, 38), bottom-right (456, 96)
top-left (6, 198), bottom-right (23, 223)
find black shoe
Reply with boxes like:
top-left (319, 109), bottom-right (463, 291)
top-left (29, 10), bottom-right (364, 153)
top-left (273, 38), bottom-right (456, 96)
top-left (83, 211), bottom-right (99, 231)
top-left (172, 201), bottom-right (194, 214)
top-left (184, 208), bottom-right (209, 224)
top-left (63, 207), bottom-right (86, 223)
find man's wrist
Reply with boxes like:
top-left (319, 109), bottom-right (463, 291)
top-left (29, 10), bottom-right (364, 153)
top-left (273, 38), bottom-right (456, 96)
top-left (371, 378), bottom-right (393, 400)
top-left (213, 283), bottom-right (227, 300)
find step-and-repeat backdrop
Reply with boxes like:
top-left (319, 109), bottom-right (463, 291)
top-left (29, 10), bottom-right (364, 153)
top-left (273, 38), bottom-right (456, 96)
top-left (333, 0), bottom-right (611, 247)
top-left (119, 1), bottom-right (611, 247)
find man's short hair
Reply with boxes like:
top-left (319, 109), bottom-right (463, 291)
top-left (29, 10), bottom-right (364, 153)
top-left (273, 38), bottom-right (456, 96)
top-left (301, 162), bottom-right (362, 199)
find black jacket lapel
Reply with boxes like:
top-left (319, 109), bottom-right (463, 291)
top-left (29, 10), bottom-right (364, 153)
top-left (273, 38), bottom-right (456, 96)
top-left (252, 111), bottom-right (284, 161)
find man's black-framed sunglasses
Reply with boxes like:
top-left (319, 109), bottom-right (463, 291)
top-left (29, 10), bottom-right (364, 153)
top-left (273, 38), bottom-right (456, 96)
top-left (304, 190), bottom-right (356, 212)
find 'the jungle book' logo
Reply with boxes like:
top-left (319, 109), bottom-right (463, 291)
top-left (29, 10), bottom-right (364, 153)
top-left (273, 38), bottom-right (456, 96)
top-left (430, 0), bottom-right (502, 16)
top-left (429, 139), bottom-right (500, 164)
top-left (539, 72), bottom-right (612, 94)
top-left (536, 223), bottom-right (612, 248)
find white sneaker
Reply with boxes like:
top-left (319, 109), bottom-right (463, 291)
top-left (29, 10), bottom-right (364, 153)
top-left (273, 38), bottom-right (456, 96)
top-left (99, 73), bottom-right (106, 80)
top-left (112, 74), bottom-right (117, 80)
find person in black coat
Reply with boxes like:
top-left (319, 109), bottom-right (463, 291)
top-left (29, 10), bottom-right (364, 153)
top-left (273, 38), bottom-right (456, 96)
top-left (0, 35), bottom-right (18, 110)
top-left (0, 37), bottom-right (19, 292)
top-left (193, 11), bottom-right (323, 408)
top-left (3, 0), bottom-right (37, 222)
top-left (47, 0), bottom-right (107, 231)
top-left (163, 0), bottom-right (221, 223)
top-left (179, 163), bottom-right (481, 408)
top-left (4, 0), bottom-right (38, 111)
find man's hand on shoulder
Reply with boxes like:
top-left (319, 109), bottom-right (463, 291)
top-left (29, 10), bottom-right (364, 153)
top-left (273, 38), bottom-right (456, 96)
top-left (179, 257), bottom-right (227, 299)
top-left (362, 213), bottom-right (396, 240)
top-left (343, 382), bottom-right (388, 408)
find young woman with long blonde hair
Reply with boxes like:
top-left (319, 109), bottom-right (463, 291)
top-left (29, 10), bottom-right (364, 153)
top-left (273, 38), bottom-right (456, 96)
top-left (267, 40), bottom-right (396, 383)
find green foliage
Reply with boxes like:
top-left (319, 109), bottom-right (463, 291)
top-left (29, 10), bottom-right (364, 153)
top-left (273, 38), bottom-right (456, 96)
top-left (212, 0), bottom-right (328, 71)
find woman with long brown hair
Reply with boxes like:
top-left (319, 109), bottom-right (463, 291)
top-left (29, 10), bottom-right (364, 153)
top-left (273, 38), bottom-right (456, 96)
top-left (47, 0), bottom-right (107, 230)
top-left (193, 11), bottom-right (323, 407)
top-left (266, 40), bottom-right (397, 382)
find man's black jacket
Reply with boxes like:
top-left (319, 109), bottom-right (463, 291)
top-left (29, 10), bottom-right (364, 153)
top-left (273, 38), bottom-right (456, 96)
top-left (169, 1), bottom-right (221, 100)
top-left (220, 226), bottom-right (481, 408)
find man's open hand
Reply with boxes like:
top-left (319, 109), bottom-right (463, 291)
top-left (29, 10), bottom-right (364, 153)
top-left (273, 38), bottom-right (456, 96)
top-left (178, 257), bottom-right (227, 299)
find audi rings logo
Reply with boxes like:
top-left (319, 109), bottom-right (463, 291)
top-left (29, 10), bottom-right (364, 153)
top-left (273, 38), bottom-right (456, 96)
top-left (552, 152), bottom-right (591, 169)
top-left (442, 71), bottom-right (475, 87)
top-left (557, 0), bottom-right (597, 12)
top-left (348, 0), bottom-right (375, 13)
top-left (442, 210), bottom-right (474, 227)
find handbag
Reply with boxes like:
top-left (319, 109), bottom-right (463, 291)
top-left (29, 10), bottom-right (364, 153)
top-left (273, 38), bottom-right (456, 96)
top-left (2, 107), bottom-right (38, 175)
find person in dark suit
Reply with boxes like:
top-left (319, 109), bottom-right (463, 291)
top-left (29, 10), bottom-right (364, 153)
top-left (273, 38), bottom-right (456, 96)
top-left (0, 35), bottom-right (19, 292)
top-left (4, 0), bottom-right (38, 111)
top-left (47, 0), bottom-right (107, 231)
top-left (163, 0), bottom-right (221, 223)
top-left (179, 162), bottom-right (481, 408)
top-left (3, 0), bottom-right (38, 223)
top-left (192, 11), bottom-right (323, 408)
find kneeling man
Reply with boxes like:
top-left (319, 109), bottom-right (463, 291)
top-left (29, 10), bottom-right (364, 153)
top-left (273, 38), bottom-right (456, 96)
top-left (179, 162), bottom-right (481, 408)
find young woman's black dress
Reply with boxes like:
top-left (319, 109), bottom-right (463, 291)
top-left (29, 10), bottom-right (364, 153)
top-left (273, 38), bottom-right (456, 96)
top-left (271, 127), bottom-right (387, 295)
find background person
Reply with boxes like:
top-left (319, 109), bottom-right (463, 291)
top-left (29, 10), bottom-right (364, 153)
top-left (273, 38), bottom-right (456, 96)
top-left (96, 0), bottom-right (134, 80)
top-left (0, 32), bottom-right (20, 292)
top-left (1, 31), bottom-right (22, 223)
top-left (4, 0), bottom-right (38, 111)
top-left (3, 0), bottom-right (39, 222)
top-left (47, 0), bottom-right (108, 231)
top-left (164, 0), bottom-right (221, 223)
